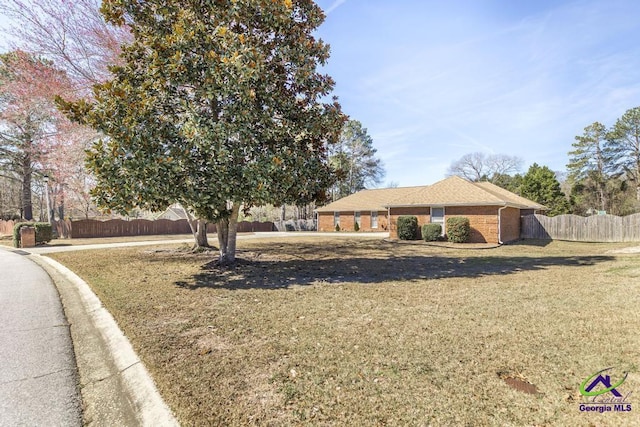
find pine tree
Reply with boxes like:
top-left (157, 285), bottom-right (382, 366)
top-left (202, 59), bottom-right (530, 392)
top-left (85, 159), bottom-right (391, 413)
top-left (520, 163), bottom-right (569, 216)
top-left (329, 119), bottom-right (384, 200)
top-left (607, 106), bottom-right (640, 201)
top-left (567, 122), bottom-right (610, 211)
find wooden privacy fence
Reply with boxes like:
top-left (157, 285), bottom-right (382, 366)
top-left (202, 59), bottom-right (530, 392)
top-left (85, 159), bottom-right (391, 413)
top-left (62, 219), bottom-right (275, 238)
top-left (0, 219), bottom-right (275, 238)
top-left (521, 213), bottom-right (640, 242)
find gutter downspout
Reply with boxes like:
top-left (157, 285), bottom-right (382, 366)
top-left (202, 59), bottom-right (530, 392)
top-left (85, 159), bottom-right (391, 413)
top-left (498, 204), bottom-right (508, 245)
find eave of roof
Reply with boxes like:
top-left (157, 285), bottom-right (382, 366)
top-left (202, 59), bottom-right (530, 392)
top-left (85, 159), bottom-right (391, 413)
top-left (385, 201), bottom-right (541, 209)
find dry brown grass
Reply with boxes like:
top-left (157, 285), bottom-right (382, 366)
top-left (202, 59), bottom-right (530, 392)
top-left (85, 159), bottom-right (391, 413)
top-left (48, 238), bottom-right (640, 426)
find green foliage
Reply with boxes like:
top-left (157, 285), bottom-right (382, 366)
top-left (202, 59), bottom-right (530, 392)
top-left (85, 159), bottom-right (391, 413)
top-left (59, 1), bottom-right (345, 224)
top-left (608, 106), bottom-right (640, 202)
top-left (12, 222), bottom-right (29, 247)
top-left (567, 122), bottom-right (610, 211)
top-left (421, 223), bottom-right (441, 242)
top-left (329, 119), bottom-right (385, 200)
top-left (520, 163), bottom-right (570, 216)
top-left (335, 223), bottom-right (340, 232)
top-left (446, 217), bottom-right (470, 243)
top-left (354, 221), bottom-right (359, 232)
top-left (12, 222), bottom-right (51, 247)
top-left (397, 216), bottom-right (418, 240)
top-left (492, 173), bottom-right (523, 194)
top-left (567, 108), bottom-right (640, 215)
top-left (34, 222), bottom-right (52, 243)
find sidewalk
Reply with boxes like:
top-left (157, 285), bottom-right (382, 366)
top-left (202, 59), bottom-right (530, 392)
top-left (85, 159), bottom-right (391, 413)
top-left (0, 248), bottom-right (82, 426)
top-left (24, 231), bottom-right (389, 254)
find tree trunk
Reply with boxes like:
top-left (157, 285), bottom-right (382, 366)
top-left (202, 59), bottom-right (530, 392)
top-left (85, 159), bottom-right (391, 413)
top-left (217, 203), bottom-right (240, 265)
top-left (184, 207), bottom-right (209, 248)
top-left (21, 153), bottom-right (33, 220)
top-left (636, 156), bottom-right (640, 202)
top-left (598, 182), bottom-right (607, 212)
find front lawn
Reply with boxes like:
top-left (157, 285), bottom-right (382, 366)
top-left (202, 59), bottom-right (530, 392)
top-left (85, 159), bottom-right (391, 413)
top-left (48, 238), bottom-right (640, 426)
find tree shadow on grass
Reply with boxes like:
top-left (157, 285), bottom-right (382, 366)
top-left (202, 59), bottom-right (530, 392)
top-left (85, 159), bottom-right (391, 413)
top-left (174, 252), bottom-right (614, 291)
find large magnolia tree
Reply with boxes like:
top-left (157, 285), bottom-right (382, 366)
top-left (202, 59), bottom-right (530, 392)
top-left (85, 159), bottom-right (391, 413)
top-left (60, 0), bottom-right (345, 263)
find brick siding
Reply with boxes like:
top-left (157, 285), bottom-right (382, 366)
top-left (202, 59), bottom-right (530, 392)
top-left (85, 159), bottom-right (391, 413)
top-left (389, 207), bottom-right (431, 239)
top-left (446, 206), bottom-right (499, 243)
top-left (388, 205), bottom-right (523, 243)
top-left (323, 206), bottom-right (522, 242)
top-left (499, 207), bottom-right (521, 243)
top-left (318, 211), bottom-right (388, 232)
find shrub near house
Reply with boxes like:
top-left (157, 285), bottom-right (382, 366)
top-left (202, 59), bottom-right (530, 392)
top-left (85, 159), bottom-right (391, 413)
top-left (397, 216), bottom-right (419, 240)
top-left (422, 223), bottom-right (442, 241)
top-left (446, 217), bottom-right (470, 243)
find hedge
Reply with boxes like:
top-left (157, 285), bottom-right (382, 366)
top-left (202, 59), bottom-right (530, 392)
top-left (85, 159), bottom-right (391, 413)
top-left (397, 216), bottom-right (418, 240)
top-left (446, 216), bottom-right (470, 243)
top-left (13, 222), bottom-right (53, 247)
top-left (421, 223), bottom-right (442, 241)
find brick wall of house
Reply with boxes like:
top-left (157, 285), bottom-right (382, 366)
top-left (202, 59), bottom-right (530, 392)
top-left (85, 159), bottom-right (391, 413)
top-left (500, 207), bottom-right (521, 243)
top-left (318, 211), bottom-right (388, 232)
top-left (446, 206), bottom-right (499, 243)
top-left (318, 212), bottom-right (335, 232)
top-left (389, 207), bottom-right (431, 239)
top-left (324, 205), bottom-right (523, 242)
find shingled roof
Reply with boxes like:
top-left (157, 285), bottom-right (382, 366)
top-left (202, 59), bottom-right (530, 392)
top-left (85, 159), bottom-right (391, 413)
top-left (387, 176), bottom-right (546, 209)
top-left (315, 186), bottom-right (425, 212)
top-left (316, 176), bottom-right (545, 212)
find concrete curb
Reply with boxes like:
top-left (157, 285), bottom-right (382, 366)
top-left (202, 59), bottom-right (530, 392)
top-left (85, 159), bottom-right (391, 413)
top-left (31, 254), bottom-right (179, 426)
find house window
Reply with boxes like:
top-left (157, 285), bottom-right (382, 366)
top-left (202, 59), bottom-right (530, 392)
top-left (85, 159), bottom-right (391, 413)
top-left (355, 211), bottom-right (361, 227)
top-left (371, 211), bottom-right (378, 228)
top-left (431, 207), bottom-right (445, 234)
top-left (334, 212), bottom-right (340, 227)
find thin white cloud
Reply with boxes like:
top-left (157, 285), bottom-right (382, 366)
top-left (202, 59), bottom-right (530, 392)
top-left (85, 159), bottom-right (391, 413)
top-left (325, 0), bottom-right (348, 15)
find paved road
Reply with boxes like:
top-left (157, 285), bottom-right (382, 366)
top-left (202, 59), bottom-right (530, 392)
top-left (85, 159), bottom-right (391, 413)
top-left (0, 248), bottom-right (82, 426)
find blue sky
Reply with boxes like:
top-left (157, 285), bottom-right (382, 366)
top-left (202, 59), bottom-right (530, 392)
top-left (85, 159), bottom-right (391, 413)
top-left (1, 1), bottom-right (639, 187)
top-left (314, 0), bottom-right (640, 186)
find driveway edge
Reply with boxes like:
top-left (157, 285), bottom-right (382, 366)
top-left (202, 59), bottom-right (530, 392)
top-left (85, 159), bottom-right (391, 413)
top-left (30, 254), bottom-right (179, 427)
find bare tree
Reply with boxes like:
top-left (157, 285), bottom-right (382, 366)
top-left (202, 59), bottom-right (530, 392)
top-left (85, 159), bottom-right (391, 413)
top-left (446, 152), bottom-right (523, 182)
top-left (0, 0), bottom-right (131, 91)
